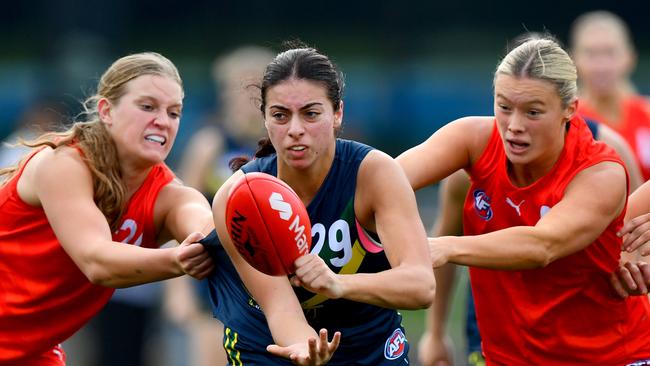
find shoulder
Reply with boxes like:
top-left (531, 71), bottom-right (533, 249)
top-left (20, 145), bottom-right (93, 206)
top-left (32, 145), bottom-right (91, 181)
top-left (568, 160), bottom-right (627, 199)
top-left (357, 150), bottom-right (407, 192)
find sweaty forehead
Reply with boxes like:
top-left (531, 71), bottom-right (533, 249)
top-left (494, 75), bottom-right (557, 105)
top-left (127, 74), bottom-right (183, 104)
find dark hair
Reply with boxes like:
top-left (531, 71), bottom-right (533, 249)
top-left (230, 42), bottom-right (345, 171)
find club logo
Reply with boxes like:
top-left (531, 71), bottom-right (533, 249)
top-left (473, 189), bottom-right (493, 221)
top-left (384, 328), bottom-right (407, 360)
top-left (506, 197), bottom-right (525, 216)
top-left (269, 192), bottom-right (292, 220)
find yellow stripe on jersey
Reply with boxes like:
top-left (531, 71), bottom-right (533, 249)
top-left (301, 240), bottom-right (366, 309)
top-left (224, 327), bottom-right (243, 366)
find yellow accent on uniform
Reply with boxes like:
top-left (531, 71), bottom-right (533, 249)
top-left (224, 327), bottom-right (243, 366)
top-left (301, 240), bottom-right (366, 309)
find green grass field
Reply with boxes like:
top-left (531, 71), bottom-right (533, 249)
top-left (401, 266), bottom-right (471, 366)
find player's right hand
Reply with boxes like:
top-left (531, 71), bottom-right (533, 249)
top-left (176, 231), bottom-right (214, 279)
top-left (610, 260), bottom-right (650, 297)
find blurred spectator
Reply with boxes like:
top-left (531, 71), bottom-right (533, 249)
top-left (571, 10), bottom-right (650, 181)
top-left (0, 97), bottom-right (67, 169)
top-left (164, 45), bottom-right (274, 366)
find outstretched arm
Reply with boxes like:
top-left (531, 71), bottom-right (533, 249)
top-left (430, 161), bottom-right (627, 269)
top-left (396, 116), bottom-right (492, 191)
top-left (30, 147), bottom-right (210, 288)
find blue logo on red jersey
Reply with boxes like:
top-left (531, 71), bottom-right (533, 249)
top-left (473, 189), bottom-right (493, 221)
top-left (384, 328), bottom-right (407, 360)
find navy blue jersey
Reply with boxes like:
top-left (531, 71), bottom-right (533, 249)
top-left (203, 139), bottom-right (409, 365)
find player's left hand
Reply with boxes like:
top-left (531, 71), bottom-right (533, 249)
top-left (619, 213), bottom-right (650, 255)
top-left (291, 254), bottom-right (343, 299)
top-left (609, 260), bottom-right (650, 298)
top-left (267, 328), bottom-right (341, 366)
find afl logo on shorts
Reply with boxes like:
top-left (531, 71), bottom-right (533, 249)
top-left (473, 189), bottom-right (493, 221)
top-left (384, 328), bottom-right (406, 360)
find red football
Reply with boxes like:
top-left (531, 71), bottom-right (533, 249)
top-left (225, 172), bottom-right (311, 276)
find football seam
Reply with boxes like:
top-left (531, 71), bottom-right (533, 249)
top-left (248, 175), bottom-right (292, 275)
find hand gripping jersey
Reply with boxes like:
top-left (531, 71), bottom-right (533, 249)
top-left (579, 95), bottom-right (650, 180)
top-left (0, 150), bottom-right (174, 364)
top-left (464, 117), bottom-right (650, 365)
top-left (204, 139), bottom-right (409, 365)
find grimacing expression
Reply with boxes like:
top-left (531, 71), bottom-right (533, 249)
top-left (494, 74), bottom-right (575, 169)
top-left (100, 74), bottom-right (183, 167)
top-left (264, 78), bottom-right (342, 172)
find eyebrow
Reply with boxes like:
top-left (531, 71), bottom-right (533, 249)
top-left (136, 95), bottom-right (183, 108)
top-left (269, 102), bottom-right (324, 111)
top-left (495, 94), bottom-right (545, 105)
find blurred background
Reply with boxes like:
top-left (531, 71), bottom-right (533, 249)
top-left (2, 1), bottom-right (649, 365)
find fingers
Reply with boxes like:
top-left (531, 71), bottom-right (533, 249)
top-left (177, 239), bottom-right (214, 278)
top-left (329, 331), bottom-right (341, 352)
top-left (180, 231), bottom-right (205, 246)
top-left (187, 257), bottom-right (214, 279)
top-left (317, 328), bottom-right (328, 360)
top-left (620, 214), bottom-right (650, 252)
top-left (639, 261), bottom-right (650, 284)
top-left (307, 336), bottom-right (318, 363)
top-left (610, 270), bottom-right (630, 298)
top-left (266, 344), bottom-right (292, 359)
top-left (626, 261), bottom-right (648, 295)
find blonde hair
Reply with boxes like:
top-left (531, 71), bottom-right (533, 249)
top-left (495, 37), bottom-right (577, 107)
top-left (0, 52), bottom-right (182, 230)
top-left (570, 11), bottom-right (634, 52)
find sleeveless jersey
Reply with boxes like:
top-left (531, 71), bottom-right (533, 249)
top-left (205, 139), bottom-right (409, 365)
top-left (0, 149), bottom-right (174, 364)
top-left (464, 117), bottom-right (650, 365)
top-left (579, 95), bottom-right (650, 180)
top-left (462, 117), bottom-right (603, 362)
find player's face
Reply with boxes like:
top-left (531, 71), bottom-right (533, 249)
top-left (494, 75), bottom-right (576, 171)
top-left (264, 78), bottom-right (342, 171)
top-left (100, 74), bottom-right (183, 169)
top-left (573, 23), bottom-right (633, 97)
top-left (220, 69), bottom-right (266, 143)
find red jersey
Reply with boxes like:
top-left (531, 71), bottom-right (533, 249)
top-left (578, 95), bottom-right (650, 180)
top-left (0, 150), bottom-right (174, 364)
top-left (465, 117), bottom-right (650, 365)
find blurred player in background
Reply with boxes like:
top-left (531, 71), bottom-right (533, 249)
top-left (571, 10), bottom-right (650, 182)
top-left (165, 45), bottom-right (273, 366)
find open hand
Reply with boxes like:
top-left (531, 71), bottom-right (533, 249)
top-left (267, 328), bottom-right (341, 366)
